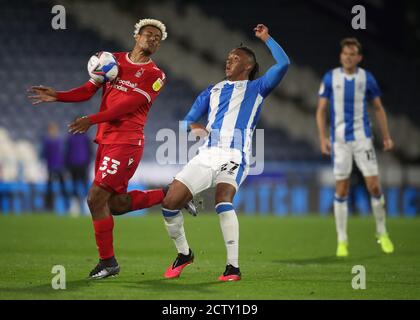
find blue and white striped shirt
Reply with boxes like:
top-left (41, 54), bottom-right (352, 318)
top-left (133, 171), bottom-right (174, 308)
top-left (319, 67), bottom-right (381, 143)
top-left (184, 37), bottom-right (290, 165)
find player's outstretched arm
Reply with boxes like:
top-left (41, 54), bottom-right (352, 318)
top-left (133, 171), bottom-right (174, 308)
top-left (372, 97), bottom-right (394, 151)
top-left (27, 80), bottom-right (101, 105)
top-left (255, 24), bottom-right (290, 95)
top-left (27, 86), bottom-right (57, 105)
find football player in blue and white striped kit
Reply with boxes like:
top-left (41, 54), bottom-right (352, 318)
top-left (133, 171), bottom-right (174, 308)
top-left (316, 38), bottom-right (394, 257)
top-left (161, 24), bottom-right (290, 281)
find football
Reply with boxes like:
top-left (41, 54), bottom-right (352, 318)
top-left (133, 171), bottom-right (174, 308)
top-left (87, 51), bottom-right (119, 83)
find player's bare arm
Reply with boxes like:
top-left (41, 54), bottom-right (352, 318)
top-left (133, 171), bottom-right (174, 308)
top-left (27, 86), bottom-right (57, 104)
top-left (372, 97), bottom-right (394, 151)
top-left (27, 79), bottom-right (102, 105)
top-left (316, 97), bottom-right (331, 155)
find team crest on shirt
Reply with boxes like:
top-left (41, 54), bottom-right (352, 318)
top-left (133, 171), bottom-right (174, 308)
top-left (357, 82), bottom-right (364, 91)
top-left (152, 78), bottom-right (164, 91)
top-left (235, 82), bottom-right (245, 89)
top-left (135, 68), bottom-right (145, 78)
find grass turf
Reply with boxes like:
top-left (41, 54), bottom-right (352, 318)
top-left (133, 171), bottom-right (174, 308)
top-left (0, 213), bottom-right (419, 300)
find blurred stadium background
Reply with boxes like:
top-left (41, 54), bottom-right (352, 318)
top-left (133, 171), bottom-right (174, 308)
top-left (0, 0), bottom-right (419, 216)
top-left (1, 0), bottom-right (420, 301)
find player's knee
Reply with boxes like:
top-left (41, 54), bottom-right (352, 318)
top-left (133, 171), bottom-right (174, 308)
top-left (367, 183), bottom-right (382, 197)
top-left (87, 195), bottom-right (103, 214)
top-left (215, 187), bottom-right (235, 205)
top-left (215, 195), bottom-right (232, 206)
top-left (87, 188), bottom-right (108, 214)
top-left (335, 181), bottom-right (350, 198)
top-left (109, 194), bottom-right (131, 215)
top-left (335, 189), bottom-right (349, 198)
top-left (162, 195), bottom-right (181, 211)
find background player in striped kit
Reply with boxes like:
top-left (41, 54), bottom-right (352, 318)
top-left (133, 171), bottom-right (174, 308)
top-left (316, 38), bottom-right (395, 257)
top-left (160, 24), bottom-right (290, 281)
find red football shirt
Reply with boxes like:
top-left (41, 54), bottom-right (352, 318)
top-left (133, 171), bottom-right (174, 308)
top-left (57, 52), bottom-right (166, 146)
top-left (95, 52), bottom-right (165, 145)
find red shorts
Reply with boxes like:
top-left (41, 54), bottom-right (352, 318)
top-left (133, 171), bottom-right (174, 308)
top-left (94, 143), bottom-right (143, 194)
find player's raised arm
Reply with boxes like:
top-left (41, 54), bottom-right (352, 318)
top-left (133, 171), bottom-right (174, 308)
top-left (27, 79), bottom-right (101, 105)
top-left (255, 24), bottom-right (290, 96)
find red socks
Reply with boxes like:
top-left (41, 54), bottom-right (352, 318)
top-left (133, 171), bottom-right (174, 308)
top-left (92, 215), bottom-right (114, 260)
top-left (128, 189), bottom-right (165, 211)
top-left (92, 190), bottom-right (164, 260)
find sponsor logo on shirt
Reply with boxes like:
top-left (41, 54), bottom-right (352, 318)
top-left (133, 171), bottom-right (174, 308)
top-left (112, 77), bottom-right (139, 93)
top-left (152, 78), bottom-right (164, 91)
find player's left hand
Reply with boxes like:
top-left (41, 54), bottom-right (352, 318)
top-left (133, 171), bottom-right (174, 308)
top-left (190, 123), bottom-right (209, 138)
top-left (383, 138), bottom-right (394, 151)
top-left (254, 24), bottom-right (270, 42)
top-left (68, 116), bottom-right (92, 134)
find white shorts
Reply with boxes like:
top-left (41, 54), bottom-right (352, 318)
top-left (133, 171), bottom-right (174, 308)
top-left (175, 147), bottom-right (248, 196)
top-left (333, 139), bottom-right (379, 180)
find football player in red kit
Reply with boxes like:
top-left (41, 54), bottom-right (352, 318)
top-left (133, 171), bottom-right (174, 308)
top-left (28, 19), bottom-right (196, 279)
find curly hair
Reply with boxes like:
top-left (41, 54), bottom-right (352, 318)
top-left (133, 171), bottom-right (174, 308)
top-left (236, 46), bottom-right (259, 80)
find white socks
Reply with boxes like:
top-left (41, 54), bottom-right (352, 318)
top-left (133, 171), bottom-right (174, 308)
top-left (162, 208), bottom-right (190, 256)
top-left (334, 195), bottom-right (348, 242)
top-left (371, 195), bottom-right (387, 235)
top-left (162, 203), bottom-right (240, 267)
top-left (216, 203), bottom-right (239, 268)
top-left (334, 193), bottom-right (388, 241)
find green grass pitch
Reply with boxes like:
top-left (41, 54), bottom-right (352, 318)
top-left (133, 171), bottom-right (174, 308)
top-left (0, 213), bottom-right (419, 300)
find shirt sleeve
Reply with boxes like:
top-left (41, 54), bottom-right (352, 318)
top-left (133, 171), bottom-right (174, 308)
top-left (318, 71), bottom-right (332, 99)
top-left (88, 93), bottom-right (148, 124)
top-left (258, 37), bottom-right (290, 97)
top-left (366, 71), bottom-right (382, 101)
top-left (56, 79), bottom-right (101, 102)
top-left (132, 69), bottom-right (166, 104)
top-left (182, 86), bottom-right (213, 130)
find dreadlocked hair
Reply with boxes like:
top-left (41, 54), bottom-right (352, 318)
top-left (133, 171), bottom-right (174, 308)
top-left (236, 45), bottom-right (259, 80)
